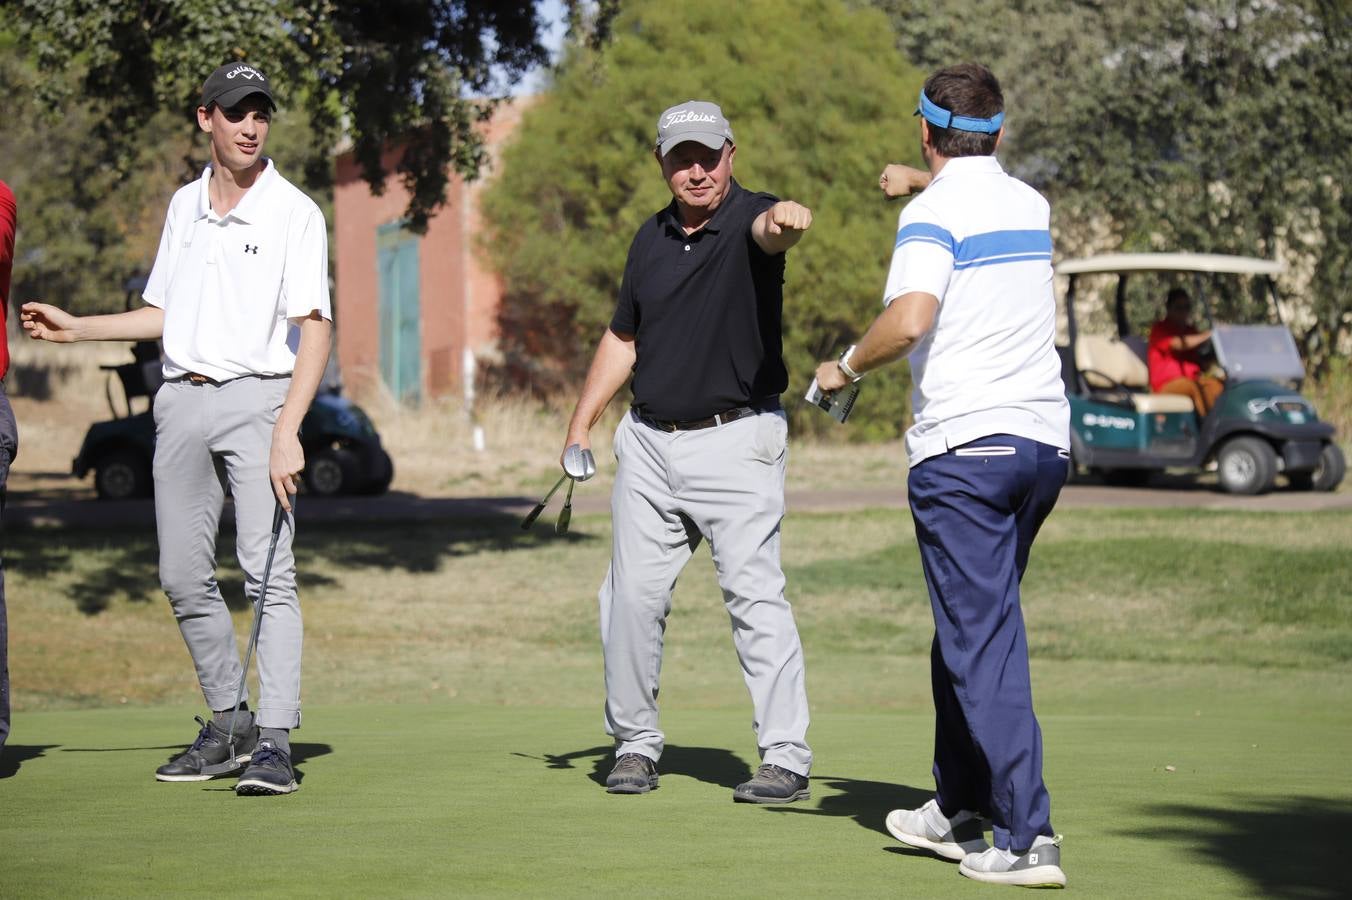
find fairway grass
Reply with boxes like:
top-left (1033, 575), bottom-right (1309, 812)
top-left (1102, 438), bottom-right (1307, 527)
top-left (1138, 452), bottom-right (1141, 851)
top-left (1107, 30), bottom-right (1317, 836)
top-left (4, 507), bottom-right (1351, 896)
top-left (4, 691), bottom-right (1350, 898)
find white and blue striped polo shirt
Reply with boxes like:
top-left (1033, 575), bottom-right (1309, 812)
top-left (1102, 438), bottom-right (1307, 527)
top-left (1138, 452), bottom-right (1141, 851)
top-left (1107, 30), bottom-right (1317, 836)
top-left (882, 155), bottom-right (1069, 465)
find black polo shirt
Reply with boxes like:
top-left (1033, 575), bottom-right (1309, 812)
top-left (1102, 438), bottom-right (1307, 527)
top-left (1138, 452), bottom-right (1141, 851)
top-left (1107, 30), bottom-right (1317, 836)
top-left (610, 179), bottom-right (787, 422)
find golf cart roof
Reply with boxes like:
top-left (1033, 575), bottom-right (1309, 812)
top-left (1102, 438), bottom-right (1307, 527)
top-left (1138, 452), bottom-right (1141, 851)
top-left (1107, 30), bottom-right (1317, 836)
top-left (1057, 253), bottom-right (1285, 277)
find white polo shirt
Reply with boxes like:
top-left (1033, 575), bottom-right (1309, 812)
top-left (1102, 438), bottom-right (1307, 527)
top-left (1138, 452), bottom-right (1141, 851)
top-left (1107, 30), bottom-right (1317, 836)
top-left (882, 155), bottom-right (1069, 465)
top-left (143, 160), bottom-right (331, 382)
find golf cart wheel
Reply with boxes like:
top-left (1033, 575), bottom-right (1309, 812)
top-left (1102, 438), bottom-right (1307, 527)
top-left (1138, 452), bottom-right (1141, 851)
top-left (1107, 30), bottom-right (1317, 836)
top-left (304, 446), bottom-right (359, 497)
top-left (95, 449), bottom-right (152, 500)
top-left (1288, 442), bottom-right (1346, 492)
top-left (1216, 435), bottom-right (1277, 495)
top-left (357, 448), bottom-right (394, 496)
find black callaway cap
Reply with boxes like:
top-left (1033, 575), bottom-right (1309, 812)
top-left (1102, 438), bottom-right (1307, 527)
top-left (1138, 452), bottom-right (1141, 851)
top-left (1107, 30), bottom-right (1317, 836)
top-left (200, 63), bottom-right (277, 110)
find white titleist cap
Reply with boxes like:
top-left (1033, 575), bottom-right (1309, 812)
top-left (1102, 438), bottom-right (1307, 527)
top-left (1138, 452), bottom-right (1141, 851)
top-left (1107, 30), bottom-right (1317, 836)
top-left (655, 100), bottom-right (733, 156)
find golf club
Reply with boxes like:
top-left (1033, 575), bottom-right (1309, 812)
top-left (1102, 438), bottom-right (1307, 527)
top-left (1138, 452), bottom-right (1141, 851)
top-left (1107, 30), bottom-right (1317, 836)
top-left (562, 444), bottom-right (597, 482)
top-left (199, 496), bottom-right (289, 777)
top-left (556, 477), bottom-right (575, 534)
top-left (520, 473), bottom-right (568, 530)
top-left (522, 444), bottom-right (597, 531)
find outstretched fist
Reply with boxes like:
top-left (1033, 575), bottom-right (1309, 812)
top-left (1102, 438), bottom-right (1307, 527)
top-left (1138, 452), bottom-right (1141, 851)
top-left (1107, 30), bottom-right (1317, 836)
top-left (765, 200), bottom-right (812, 235)
top-left (879, 164), bottom-right (931, 199)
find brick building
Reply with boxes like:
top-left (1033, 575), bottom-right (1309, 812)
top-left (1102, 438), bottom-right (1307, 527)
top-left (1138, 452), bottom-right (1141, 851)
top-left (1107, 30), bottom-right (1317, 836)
top-left (332, 100), bottom-right (529, 403)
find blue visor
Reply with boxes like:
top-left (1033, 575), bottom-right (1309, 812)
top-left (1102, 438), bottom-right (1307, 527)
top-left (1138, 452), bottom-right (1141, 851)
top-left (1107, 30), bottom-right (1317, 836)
top-left (914, 89), bottom-right (1004, 134)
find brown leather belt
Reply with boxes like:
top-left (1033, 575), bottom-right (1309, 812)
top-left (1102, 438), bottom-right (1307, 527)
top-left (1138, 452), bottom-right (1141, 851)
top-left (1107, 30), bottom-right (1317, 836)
top-left (639, 403), bottom-right (776, 433)
top-left (184, 372), bottom-right (221, 385)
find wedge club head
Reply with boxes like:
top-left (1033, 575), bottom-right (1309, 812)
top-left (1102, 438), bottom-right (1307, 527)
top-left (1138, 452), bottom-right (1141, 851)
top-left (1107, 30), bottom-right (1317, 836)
top-left (562, 444), bottom-right (596, 482)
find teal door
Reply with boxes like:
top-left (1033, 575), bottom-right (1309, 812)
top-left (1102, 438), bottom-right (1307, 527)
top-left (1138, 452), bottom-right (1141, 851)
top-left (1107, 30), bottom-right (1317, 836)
top-left (377, 223), bottom-right (421, 404)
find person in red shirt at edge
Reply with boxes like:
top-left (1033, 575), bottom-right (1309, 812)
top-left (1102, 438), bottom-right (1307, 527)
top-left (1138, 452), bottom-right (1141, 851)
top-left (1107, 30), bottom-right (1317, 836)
top-left (1, 178), bottom-right (18, 759)
top-left (1148, 287), bottom-right (1223, 416)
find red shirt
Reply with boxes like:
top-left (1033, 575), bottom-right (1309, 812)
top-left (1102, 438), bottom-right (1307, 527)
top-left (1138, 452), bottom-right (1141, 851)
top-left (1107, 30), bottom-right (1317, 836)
top-left (0, 179), bottom-right (15, 380)
top-left (1147, 318), bottom-right (1201, 391)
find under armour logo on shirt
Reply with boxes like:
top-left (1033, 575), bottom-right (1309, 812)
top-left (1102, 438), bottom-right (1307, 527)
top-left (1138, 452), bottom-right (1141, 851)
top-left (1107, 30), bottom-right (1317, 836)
top-left (244, 244), bottom-right (258, 254)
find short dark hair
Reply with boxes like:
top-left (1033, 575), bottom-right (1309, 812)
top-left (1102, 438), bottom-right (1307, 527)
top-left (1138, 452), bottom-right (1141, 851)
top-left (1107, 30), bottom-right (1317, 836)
top-left (1167, 287), bottom-right (1191, 308)
top-left (922, 63), bottom-right (1004, 158)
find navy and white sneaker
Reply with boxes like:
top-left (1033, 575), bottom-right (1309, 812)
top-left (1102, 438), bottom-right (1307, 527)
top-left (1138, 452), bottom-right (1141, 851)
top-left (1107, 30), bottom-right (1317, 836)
top-left (155, 716), bottom-right (256, 782)
top-left (234, 739), bottom-right (298, 796)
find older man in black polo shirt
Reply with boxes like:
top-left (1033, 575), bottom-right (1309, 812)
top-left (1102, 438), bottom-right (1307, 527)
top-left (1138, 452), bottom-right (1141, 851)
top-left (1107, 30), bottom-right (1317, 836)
top-left (563, 100), bottom-right (814, 803)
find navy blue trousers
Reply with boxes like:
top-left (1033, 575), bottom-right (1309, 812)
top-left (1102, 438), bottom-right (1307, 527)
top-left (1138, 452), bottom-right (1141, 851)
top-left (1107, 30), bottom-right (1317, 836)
top-left (907, 434), bottom-right (1067, 852)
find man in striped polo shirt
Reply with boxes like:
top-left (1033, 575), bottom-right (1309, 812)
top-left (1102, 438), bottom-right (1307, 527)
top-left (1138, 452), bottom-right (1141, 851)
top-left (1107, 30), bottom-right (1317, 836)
top-left (815, 63), bottom-right (1070, 887)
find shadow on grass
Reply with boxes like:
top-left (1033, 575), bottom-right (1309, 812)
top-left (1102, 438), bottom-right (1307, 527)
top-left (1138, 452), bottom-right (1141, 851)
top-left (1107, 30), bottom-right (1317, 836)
top-left (197, 741), bottom-right (332, 791)
top-left (59, 740), bottom-right (330, 784)
top-left (1124, 796), bottom-right (1352, 900)
top-left (529, 744), bottom-right (754, 790)
top-left (6, 513), bottom-right (592, 617)
top-left (0, 744), bottom-right (59, 779)
top-left (765, 775), bottom-right (930, 839)
top-left (290, 741), bottom-right (332, 785)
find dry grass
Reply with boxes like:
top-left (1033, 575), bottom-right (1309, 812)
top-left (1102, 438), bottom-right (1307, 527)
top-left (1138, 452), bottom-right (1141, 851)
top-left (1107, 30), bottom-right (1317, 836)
top-left (4, 340), bottom-right (911, 498)
top-left (9, 336), bottom-right (1344, 501)
top-left (6, 339), bottom-right (144, 495)
top-left (1308, 357), bottom-right (1352, 443)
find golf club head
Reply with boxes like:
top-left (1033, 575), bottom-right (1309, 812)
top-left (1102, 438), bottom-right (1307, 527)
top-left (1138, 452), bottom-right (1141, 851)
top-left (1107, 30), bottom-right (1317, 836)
top-left (562, 444), bottom-right (597, 482)
top-left (198, 753), bottom-right (249, 778)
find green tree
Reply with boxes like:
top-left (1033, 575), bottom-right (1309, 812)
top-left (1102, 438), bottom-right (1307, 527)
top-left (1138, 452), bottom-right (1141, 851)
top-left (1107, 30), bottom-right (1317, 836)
top-left (8, 0), bottom-right (553, 233)
top-left (878, 0), bottom-right (1352, 370)
top-left (0, 36), bottom-right (328, 315)
top-left (482, 0), bottom-right (925, 438)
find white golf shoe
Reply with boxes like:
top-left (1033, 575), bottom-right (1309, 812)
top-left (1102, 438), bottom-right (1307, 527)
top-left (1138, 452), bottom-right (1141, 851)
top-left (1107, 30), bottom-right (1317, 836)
top-left (885, 798), bottom-right (990, 861)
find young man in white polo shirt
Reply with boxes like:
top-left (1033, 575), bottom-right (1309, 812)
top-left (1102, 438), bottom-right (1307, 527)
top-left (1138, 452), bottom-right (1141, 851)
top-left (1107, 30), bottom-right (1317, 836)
top-left (22, 62), bottom-right (331, 796)
top-left (815, 63), bottom-right (1070, 887)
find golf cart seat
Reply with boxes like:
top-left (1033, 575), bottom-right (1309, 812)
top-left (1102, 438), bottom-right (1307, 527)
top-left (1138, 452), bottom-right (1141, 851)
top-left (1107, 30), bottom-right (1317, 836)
top-left (1075, 334), bottom-right (1195, 414)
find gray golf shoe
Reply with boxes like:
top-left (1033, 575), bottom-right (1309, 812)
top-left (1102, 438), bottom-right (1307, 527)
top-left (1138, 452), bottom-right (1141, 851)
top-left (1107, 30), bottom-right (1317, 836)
top-left (885, 798), bottom-right (990, 861)
top-left (155, 715), bottom-right (257, 782)
top-left (733, 763), bottom-right (810, 804)
top-left (959, 834), bottom-right (1066, 888)
top-left (606, 753), bottom-right (659, 794)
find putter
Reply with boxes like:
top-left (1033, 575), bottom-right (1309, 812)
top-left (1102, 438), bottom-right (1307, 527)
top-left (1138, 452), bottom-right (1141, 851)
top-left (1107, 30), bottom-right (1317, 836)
top-left (199, 496), bottom-right (289, 777)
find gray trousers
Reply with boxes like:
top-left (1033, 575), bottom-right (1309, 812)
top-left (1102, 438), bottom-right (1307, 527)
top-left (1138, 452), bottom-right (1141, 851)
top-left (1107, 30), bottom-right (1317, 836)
top-left (600, 408), bottom-right (812, 776)
top-left (0, 383), bottom-right (15, 751)
top-left (153, 377), bottom-right (301, 729)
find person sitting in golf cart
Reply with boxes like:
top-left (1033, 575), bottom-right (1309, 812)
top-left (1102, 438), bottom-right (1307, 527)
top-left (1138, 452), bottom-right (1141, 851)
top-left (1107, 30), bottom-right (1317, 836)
top-left (1148, 287), bottom-right (1224, 416)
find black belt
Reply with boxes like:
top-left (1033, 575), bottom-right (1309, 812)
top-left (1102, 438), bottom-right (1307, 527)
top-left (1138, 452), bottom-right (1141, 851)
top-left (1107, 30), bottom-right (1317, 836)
top-left (638, 401), bottom-right (779, 433)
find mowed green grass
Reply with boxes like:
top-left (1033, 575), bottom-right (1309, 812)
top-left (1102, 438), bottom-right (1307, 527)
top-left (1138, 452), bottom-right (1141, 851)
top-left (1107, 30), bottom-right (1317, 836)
top-left (3, 506), bottom-right (1352, 897)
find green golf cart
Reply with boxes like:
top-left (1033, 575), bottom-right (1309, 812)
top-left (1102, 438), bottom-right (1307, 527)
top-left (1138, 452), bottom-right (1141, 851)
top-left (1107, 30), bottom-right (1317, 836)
top-left (1057, 253), bottom-right (1344, 494)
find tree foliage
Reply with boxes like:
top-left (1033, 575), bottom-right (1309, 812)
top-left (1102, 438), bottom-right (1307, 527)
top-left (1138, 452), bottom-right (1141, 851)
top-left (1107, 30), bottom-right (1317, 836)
top-left (0, 35), bottom-right (327, 315)
top-left (0, 36), bottom-right (190, 315)
top-left (482, 0), bottom-right (924, 437)
top-left (878, 0), bottom-right (1352, 370)
top-left (9, 0), bottom-right (550, 235)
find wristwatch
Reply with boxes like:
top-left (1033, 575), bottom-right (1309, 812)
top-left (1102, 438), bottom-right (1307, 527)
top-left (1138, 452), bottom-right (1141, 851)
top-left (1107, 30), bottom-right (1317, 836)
top-left (837, 345), bottom-right (864, 382)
